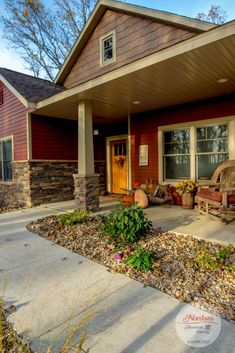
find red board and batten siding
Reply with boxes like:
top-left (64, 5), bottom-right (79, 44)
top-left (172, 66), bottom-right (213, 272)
top-left (0, 81), bottom-right (28, 160)
top-left (131, 95), bottom-right (235, 184)
top-left (31, 115), bottom-right (78, 160)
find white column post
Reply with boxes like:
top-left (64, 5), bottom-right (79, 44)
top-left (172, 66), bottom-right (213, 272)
top-left (78, 100), bottom-right (95, 175)
top-left (73, 100), bottom-right (99, 212)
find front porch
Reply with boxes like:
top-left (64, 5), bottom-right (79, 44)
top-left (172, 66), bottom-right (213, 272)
top-left (41, 198), bottom-right (235, 244)
top-left (31, 19), bottom-right (235, 211)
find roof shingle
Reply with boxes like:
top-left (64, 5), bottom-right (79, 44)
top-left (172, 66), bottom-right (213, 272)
top-left (0, 68), bottom-right (65, 103)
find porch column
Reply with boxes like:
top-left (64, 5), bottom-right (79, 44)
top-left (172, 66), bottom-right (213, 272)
top-left (73, 101), bottom-right (100, 212)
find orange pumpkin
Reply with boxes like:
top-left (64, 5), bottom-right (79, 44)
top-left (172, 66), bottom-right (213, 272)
top-left (122, 195), bottom-right (134, 207)
top-left (134, 189), bottom-right (148, 208)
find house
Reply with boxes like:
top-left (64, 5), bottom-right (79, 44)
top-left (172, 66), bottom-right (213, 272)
top-left (0, 0), bottom-right (235, 211)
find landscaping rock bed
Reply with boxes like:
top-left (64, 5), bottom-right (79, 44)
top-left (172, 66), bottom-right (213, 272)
top-left (27, 215), bottom-right (235, 322)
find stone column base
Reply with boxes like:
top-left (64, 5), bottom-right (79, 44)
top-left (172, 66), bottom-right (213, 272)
top-left (73, 174), bottom-right (100, 212)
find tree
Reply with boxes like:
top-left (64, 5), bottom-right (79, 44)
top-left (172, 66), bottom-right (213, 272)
top-left (196, 5), bottom-right (228, 25)
top-left (1, 0), bottom-right (97, 80)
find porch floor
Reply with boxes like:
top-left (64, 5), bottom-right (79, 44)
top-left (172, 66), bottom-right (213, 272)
top-left (43, 197), bottom-right (235, 245)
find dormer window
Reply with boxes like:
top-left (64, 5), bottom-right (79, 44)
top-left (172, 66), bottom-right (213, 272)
top-left (100, 31), bottom-right (116, 67)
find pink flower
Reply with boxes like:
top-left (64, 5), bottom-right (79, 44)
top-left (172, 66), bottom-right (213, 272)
top-left (114, 253), bottom-right (122, 261)
top-left (126, 245), bottom-right (134, 254)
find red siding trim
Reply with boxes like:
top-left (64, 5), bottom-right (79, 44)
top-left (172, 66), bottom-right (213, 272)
top-left (31, 115), bottom-right (78, 160)
top-left (131, 95), bottom-right (235, 185)
top-left (0, 81), bottom-right (28, 160)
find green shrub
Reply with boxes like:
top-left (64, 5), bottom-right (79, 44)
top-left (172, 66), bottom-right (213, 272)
top-left (194, 247), bottom-right (218, 270)
top-left (101, 203), bottom-right (152, 247)
top-left (59, 210), bottom-right (90, 226)
top-left (125, 246), bottom-right (155, 272)
top-left (192, 245), bottom-right (235, 271)
top-left (216, 245), bottom-right (233, 262)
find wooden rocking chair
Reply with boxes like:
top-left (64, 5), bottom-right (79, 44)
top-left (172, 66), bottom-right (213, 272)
top-left (195, 160), bottom-right (235, 223)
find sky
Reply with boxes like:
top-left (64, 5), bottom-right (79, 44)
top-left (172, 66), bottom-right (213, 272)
top-left (0, 0), bottom-right (235, 77)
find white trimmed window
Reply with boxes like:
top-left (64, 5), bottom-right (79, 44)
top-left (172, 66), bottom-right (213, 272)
top-left (195, 125), bottom-right (228, 180)
top-left (0, 138), bottom-right (13, 181)
top-left (100, 31), bottom-right (116, 67)
top-left (159, 119), bottom-right (235, 182)
top-left (164, 128), bottom-right (190, 180)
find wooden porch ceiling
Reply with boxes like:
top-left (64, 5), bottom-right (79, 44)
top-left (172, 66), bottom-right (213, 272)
top-left (35, 28), bottom-right (235, 124)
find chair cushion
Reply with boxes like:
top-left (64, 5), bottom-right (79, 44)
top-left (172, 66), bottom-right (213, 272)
top-left (197, 190), bottom-right (235, 204)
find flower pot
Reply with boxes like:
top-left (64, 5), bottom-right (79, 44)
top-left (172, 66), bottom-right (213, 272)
top-left (122, 195), bottom-right (134, 207)
top-left (182, 191), bottom-right (194, 209)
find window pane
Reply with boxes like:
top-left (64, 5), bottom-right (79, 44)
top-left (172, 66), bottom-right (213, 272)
top-left (123, 143), bottom-right (126, 156)
top-left (114, 144), bottom-right (118, 156)
top-left (197, 127), bottom-right (207, 140)
top-left (103, 36), bottom-right (113, 61)
top-left (164, 129), bottom-right (190, 155)
top-left (197, 139), bottom-right (228, 153)
top-left (164, 156), bottom-right (190, 179)
top-left (3, 141), bottom-right (12, 161)
top-left (164, 129), bottom-right (190, 144)
top-left (197, 154), bottom-right (229, 180)
top-left (3, 161), bottom-right (12, 181)
top-left (164, 142), bottom-right (190, 154)
top-left (2, 140), bottom-right (12, 181)
top-left (197, 125), bottom-right (228, 153)
top-left (207, 125), bottom-right (228, 139)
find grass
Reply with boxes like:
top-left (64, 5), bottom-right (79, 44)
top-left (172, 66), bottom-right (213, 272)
top-left (0, 299), bottom-right (88, 353)
top-left (0, 298), bottom-right (32, 353)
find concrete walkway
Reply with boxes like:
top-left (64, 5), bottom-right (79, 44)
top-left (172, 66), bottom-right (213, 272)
top-left (0, 200), bottom-right (234, 353)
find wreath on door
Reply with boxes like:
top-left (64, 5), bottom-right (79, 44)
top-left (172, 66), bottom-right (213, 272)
top-left (114, 156), bottom-right (125, 167)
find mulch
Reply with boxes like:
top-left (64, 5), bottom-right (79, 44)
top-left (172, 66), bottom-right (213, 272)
top-left (27, 215), bottom-right (235, 322)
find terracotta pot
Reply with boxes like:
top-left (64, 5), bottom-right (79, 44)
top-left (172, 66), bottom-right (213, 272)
top-left (182, 191), bottom-right (194, 209)
top-left (122, 195), bottom-right (134, 207)
top-left (134, 189), bottom-right (148, 208)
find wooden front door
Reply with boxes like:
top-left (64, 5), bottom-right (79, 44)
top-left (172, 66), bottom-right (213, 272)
top-left (111, 140), bottom-right (127, 194)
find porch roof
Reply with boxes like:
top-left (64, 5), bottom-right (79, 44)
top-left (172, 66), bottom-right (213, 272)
top-left (35, 20), bottom-right (235, 123)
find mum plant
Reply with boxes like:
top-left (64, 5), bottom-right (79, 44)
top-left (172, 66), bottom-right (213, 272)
top-left (175, 180), bottom-right (197, 195)
top-left (101, 203), bottom-right (152, 247)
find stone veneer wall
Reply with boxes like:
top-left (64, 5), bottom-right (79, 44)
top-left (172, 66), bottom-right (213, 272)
top-left (94, 160), bottom-right (106, 194)
top-left (29, 160), bottom-right (106, 206)
top-left (73, 174), bottom-right (100, 212)
top-left (29, 161), bottom-right (78, 206)
top-left (0, 160), bottom-right (106, 208)
top-left (0, 161), bottom-right (31, 208)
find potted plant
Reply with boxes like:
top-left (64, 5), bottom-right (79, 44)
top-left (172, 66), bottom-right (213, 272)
top-left (175, 180), bottom-right (197, 209)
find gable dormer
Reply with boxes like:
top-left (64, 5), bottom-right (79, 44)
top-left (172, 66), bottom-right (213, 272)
top-left (56, 0), bottom-right (214, 89)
